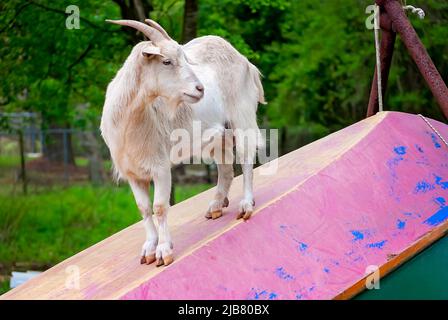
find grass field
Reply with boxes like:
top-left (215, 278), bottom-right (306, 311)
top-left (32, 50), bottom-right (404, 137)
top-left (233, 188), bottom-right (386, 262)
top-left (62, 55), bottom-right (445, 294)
top-left (0, 182), bottom-right (212, 295)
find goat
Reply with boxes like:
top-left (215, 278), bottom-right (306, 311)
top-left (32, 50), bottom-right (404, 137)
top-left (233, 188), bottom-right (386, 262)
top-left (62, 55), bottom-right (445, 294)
top-left (100, 19), bottom-right (265, 266)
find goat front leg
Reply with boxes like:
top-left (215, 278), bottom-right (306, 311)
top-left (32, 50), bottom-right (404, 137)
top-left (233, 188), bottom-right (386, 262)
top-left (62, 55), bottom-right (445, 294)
top-left (237, 163), bottom-right (255, 220)
top-left (153, 167), bottom-right (174, 266)
top-left (206, 163), bottom-right (233, 220)
top-left (129, 179), bottom-right (158, 265)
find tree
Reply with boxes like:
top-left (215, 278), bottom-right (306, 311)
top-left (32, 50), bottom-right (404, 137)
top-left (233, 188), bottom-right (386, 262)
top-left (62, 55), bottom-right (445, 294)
top-left (113, 0), bottom-right (154, 43)
top-left (182, 0), bottom-right (198, 43)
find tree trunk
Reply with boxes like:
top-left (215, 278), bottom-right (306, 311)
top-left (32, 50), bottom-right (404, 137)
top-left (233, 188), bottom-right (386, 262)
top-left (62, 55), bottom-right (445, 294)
top-left (113, 0), bottom-right (154, 43)
top-left (182, 0), bottom-right (198, 43)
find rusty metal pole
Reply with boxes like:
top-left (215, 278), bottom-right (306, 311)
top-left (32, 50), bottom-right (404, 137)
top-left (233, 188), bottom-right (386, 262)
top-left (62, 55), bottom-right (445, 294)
top-left (367, 11), bottom-right (396, 117)
top-left (377, 0), bottom-right (448, 118)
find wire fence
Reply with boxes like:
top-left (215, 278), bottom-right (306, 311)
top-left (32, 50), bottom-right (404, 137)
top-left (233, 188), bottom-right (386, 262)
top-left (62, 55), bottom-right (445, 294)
top-left (0, 128), bottom-right (111, 193)
top-left (0, 128), bottom-right (216, 197)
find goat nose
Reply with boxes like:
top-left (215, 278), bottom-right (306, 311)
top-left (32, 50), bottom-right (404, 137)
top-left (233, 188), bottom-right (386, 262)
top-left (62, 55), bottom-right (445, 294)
top-left (196, 84), bottom-right (204, 92)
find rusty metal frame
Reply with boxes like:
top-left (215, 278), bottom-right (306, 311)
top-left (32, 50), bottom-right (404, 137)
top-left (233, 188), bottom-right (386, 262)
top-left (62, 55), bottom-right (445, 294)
top-left (367, 0), bottom-right (448, 119)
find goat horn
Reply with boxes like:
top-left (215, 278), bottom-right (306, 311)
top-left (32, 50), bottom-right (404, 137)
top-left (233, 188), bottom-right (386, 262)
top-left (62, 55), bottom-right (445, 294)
top-left (145, 19), bottom-right (172, 40)
top-left (105, 19), bottom-right (165, 43)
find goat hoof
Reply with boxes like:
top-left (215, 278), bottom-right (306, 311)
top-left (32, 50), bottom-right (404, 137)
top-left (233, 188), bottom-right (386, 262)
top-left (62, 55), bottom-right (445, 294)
top-left (163, 255), bottom-right (174, 266)
top-left (140, 256), bottom-right (147, 264)
top-left (243, 212), bottom-right (253, 220)
top-left (211, 210), bottom-right (223, 220)
top-left (237, 211), bottom-right (253, 220)
top-left (206, 199), bottom-right (227, 219)
top-left (144, 254), bottom-right (156, 265)
top-left (155, 255), bottom-right (174, 267)
top-left (156, 259), bottom-right (164, 267)
top-left (237, 199), bottom-right (254, 220)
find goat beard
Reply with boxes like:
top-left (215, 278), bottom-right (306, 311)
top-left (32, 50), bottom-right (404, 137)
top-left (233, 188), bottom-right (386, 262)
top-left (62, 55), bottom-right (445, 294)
top-left (165, 95), bottom-right (184, 120)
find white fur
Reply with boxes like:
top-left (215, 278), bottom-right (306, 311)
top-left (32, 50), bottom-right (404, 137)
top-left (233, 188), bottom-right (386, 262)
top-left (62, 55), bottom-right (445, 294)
top-left (100, 24), bottom-right (265, 264)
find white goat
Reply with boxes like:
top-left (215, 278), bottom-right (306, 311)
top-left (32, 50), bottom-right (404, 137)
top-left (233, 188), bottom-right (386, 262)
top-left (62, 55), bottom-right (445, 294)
top-left (100, 19), bottom-right (265, 266)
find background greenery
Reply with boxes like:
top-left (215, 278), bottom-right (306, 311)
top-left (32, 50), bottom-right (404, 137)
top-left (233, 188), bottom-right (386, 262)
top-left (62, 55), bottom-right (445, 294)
top-left (0, 0), bottom-right (447, 295)
top-left (1, 0), bottom-right (447, 135)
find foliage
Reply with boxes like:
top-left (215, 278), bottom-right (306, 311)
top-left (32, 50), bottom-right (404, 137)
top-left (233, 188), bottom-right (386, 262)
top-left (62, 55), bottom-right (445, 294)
top-left (1, 0), bottom-right (446, 136)
top-left (0, 0), bottom-right (125, 129)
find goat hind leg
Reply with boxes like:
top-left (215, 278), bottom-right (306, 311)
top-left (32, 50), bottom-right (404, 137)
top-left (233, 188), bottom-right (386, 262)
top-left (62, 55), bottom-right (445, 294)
top-left (206, 163), bottom-right (233, 219)
top-left (237, 163), bottom-right (255, 220)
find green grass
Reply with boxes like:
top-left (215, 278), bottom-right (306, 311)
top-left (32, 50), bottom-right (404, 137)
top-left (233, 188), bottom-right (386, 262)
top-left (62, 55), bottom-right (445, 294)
top-left (74, 156), bottom-right (88, 167)
top-left (0, 155), bottom-right (21, 168)
top-left (0, 182), bottom-right (212, 295)
top-left (0, 280), bottom-right (9, 295)
top-left (74, 157), bottom-right (112, 170)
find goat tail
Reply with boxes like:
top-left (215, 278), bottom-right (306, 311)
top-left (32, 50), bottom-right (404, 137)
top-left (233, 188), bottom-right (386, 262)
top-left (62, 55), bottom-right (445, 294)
top-left (249, 63), bottom-right (267, 105)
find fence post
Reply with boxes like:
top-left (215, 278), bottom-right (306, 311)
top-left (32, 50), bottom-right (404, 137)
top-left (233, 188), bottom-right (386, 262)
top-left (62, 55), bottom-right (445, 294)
top-left (18, 130), bottom-right (27, 195)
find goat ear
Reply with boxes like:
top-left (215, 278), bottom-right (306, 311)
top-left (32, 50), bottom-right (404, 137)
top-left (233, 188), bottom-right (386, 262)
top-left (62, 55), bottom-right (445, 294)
top-left (141, 44), bottom-right (163, 59)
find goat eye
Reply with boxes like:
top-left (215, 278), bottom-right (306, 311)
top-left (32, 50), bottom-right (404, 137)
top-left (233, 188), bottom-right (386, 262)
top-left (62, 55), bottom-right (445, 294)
top-left (162, 59), bottom-right (172, 66)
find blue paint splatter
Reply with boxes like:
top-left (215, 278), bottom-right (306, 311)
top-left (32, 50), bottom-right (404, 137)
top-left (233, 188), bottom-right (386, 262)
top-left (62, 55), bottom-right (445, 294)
top-left (366, 240), bottom-right (387, 249)
top-left (415, 144), bottom-right (424, 153)
top-left (351, 230), bottom-right (364, 241)
top-left (249, 289), bottom-right (278, 300)
top-left (387, 146), bottom-right (408, 201)
top-left (252, 289), bottom-right (266, 300)
top-left (397, 219), bottom-right (406, 230)
top-left (323, 267), bottom-right (330, 273)
top-left (403, 211), bottom-right (422, 218)
top-left (434, 175), bottom-right (448, 190)
top-left (429, 133), bottom-right (442, 149)
top-left (268, 293), bottom-right (278, 300)
top-left (275, 267), bottom-right (295, 281)
top-left (295, 293), bottom-right (303, 300)
top-left (414, 180), bottom-right (435, 193)
top-left (423, 207), bottom-right (448, 226)
top-left (298, 242), bottom-right (308, 252)
top-left (394, 146), bottom-right (407, 155)
top-left (435, 197), bottom-right (446, 207)
top-left (309, 286), bottom-right (315, 292)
